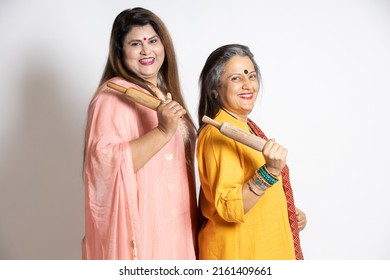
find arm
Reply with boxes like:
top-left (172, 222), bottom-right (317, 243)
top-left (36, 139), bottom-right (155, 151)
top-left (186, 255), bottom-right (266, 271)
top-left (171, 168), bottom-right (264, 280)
top-left (129, 93), bottom-right (187, 172)
top-left (198, 128), bottom-right (247, 223)
top-left (242, 138), bottom-right (288, 213)
top-left (199, 128), bottom-right (289, 218)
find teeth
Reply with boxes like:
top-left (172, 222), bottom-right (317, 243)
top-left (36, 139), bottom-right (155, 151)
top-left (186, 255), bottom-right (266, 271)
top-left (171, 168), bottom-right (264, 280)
top-left (140, 58), bottom-right (154, 63)
top-left (240, 93), bottom-right (252, 98)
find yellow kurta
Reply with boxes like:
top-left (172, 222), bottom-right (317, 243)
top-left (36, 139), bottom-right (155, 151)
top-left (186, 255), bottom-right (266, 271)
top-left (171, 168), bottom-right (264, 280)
top-left (197, 110), bottom-right (295, 260)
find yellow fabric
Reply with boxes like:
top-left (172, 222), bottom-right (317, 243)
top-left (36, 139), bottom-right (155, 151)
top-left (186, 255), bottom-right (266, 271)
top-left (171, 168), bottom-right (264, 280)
top-left (197, 110), bottom-right (295, 260)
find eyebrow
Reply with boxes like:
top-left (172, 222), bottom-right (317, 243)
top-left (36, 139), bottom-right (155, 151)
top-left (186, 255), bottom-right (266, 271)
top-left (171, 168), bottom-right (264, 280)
top-left (226, 70), bottom-right (256, 78)
top-left (128, 35), bottom-right (159, 43)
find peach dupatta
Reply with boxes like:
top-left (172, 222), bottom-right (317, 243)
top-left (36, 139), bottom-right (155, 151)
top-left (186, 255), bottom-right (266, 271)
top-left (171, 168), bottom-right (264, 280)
top-left (82, 78), bottom-right (197, 259)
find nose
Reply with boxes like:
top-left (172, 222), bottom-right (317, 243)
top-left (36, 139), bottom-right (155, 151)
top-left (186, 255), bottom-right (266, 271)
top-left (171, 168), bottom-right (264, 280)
top-left (140, 43), bottom-right (151, 55)
top-left (242, 76), bottom-right (251, 89)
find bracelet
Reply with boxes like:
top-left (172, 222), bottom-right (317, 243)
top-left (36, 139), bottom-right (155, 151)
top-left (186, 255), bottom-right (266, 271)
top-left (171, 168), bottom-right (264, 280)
top-left (247, 181), bottom-right (262, 197)
top-left (258, 166), bottom-right (278, 185)
top-left (250, 177), bottom-right (269, 191)
top-left (263, 165), bottom-right (279, 179)
top-left (257, 165), bottom-right (278, 185)
top-left (253, 172), bottom-right (272, 189)
top-left (248, 178), bottom-right (267, 192)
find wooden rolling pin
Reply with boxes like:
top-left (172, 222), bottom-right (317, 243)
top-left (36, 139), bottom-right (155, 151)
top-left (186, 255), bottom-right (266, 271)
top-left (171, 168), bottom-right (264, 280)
top-left (202, 116), bottom-right (266, 152)
top-left (107, 82), bottom-right (265, 152)
top-left (107, 82), bottom-right (161, 110)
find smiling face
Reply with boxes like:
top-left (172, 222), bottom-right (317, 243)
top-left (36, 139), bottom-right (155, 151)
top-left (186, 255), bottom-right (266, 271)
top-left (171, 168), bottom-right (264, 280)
top-left (122, 24), bottom-right (165, 85)
top-left (217, 55), bottom-right (259, 121)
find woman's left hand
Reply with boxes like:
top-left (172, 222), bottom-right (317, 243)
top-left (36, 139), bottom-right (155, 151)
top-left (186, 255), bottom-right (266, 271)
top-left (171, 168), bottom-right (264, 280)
top-left (295, 207), bottom-right (307, 231)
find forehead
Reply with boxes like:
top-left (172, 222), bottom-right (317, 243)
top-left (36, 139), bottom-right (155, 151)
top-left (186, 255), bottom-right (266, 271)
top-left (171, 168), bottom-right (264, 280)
top-left (223, 55), bottom-right (254, 74)
top-left (126, 24), bottom-right (157, 39)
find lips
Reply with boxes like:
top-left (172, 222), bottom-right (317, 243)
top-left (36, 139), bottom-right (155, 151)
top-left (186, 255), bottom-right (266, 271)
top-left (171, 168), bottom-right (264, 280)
top-left (238, 93), bottom-right (253, 100)
top-left (139, 57), bottom-right (155, 66)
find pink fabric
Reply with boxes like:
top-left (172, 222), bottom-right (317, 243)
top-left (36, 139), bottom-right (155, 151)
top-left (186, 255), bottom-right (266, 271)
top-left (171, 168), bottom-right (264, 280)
top-left (82, 77), bottom-right (198, 259)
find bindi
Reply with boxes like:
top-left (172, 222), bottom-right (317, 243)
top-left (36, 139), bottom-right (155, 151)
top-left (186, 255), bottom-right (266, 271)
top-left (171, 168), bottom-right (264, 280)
top-left (143, 37), bottom-right (147, 41)
top-left (244, 69), bottom-right (248, 74)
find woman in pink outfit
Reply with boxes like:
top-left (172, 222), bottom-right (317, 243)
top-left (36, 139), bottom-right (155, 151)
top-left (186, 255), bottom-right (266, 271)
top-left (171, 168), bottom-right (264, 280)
top-left (82, 7), bottom-right (198, 260)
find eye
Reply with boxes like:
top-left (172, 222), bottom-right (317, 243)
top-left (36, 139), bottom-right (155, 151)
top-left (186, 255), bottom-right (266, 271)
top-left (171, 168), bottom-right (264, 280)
top-left (231, 76), bottom-right (241, 82)
top-left (249, 73), bottom-right (257, 80)
top-left (150, 38), bottom-right (158, 44)
top-left (129, 41), bottom-right (141, 47)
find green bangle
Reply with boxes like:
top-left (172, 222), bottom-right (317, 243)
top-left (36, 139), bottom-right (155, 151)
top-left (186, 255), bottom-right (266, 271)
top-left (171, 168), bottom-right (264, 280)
top-left (258, 165), bottom-right (278, 185)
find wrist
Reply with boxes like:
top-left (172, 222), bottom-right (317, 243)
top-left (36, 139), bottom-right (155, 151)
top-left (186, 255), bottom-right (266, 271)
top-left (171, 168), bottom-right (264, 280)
top-left (246, 180), bottom-right (265, 197)
top-left (264, 164), bottom-right (281, 177)
top-left (155, 126), bottom-right (173, 143)
top-left (255, 165), bottom-right (279, 186)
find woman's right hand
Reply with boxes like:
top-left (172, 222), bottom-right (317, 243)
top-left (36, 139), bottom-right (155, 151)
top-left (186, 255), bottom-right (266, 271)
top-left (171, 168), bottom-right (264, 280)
top-left (262, 139), bottom-right (288, 176)
top-left (156, 93), bottom-right (186, 137)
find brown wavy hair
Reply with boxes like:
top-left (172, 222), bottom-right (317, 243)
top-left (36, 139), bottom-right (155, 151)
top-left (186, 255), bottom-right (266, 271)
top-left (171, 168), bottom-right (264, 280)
top-left (99, 7), bottom-right (194, 127)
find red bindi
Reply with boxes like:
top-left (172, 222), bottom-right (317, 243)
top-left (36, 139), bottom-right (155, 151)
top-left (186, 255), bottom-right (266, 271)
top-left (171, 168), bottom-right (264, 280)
top-left (143, 37), bottom-right (147, 41)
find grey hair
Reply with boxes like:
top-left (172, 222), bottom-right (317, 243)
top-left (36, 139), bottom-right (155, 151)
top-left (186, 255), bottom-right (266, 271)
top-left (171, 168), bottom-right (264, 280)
top-left (197, 44), bottom-right (261, 128)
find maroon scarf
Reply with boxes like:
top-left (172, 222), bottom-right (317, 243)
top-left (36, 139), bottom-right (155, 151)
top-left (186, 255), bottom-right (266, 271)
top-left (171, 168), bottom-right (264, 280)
top-left (247, 118), bottom-right (304, 260)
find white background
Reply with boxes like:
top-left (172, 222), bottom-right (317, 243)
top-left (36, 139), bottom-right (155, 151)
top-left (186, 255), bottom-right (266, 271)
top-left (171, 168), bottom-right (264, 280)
top-left (0, 0), bottom-right (389, 260)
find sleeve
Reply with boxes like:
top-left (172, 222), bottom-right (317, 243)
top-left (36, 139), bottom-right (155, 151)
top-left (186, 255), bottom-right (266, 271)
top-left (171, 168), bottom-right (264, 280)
top-left (198, 127), bottom-right (246, 223)
top-left (83, 89), bottom-right (139, 259)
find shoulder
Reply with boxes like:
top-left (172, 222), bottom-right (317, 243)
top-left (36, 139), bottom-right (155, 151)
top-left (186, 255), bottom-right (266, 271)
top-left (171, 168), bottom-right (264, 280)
top-left (105, 77), bottom-right (146, 93)
top-left (102, 77), bottom-right (148, 96)
top-left (87, 78), bottom-right (143, 117)
top-left (197, 123), bottom-right (236, 153)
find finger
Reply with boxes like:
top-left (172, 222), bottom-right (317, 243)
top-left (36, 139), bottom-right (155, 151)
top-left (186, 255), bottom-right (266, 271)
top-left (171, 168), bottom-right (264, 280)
top-left (281, 148), bottom-right (288, 160)
top-left (166, 92), bottom-right (172, 102)
top-left (298, 220), bottom-right (306, 231)
top-left (173, 106), bottom-right (186, 118)
top-left (171, 105), bottom-right (179, 114)
top-left (271, 143), bottom-right (284, 155)
top-left (296, 209), bottom-right (304, 219)
top-left (271, 144), bottom-right (288, 162)
top-left (267, 144), bottom-right (279, 158)
top-left (169, 102), bottom-right (184, 113)
top-left (157, 100), bottom-right (167, 110)
top-left (268, 145), bottom-right (283, 161)
top-left (168, 101), bottom-right (178, 110)
top-left (263, 139), bottom-right (275, 154)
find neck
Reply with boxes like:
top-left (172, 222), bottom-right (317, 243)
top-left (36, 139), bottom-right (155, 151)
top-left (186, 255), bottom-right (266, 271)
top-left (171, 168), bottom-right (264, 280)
top-left (221, 107), bottom-right (248, 122)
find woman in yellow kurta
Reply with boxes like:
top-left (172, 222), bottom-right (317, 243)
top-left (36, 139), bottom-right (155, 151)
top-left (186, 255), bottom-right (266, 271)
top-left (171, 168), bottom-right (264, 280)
top-left (197, 44), bottom-right (306, 260)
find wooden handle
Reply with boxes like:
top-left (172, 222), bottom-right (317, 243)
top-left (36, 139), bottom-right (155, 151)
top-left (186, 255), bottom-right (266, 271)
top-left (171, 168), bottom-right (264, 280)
top-left (202, 116), bottom-right (266, 152)
top-left (107, 82), bottom-right (161, 110)
top-left (202, 115), bottom-right (222, 129)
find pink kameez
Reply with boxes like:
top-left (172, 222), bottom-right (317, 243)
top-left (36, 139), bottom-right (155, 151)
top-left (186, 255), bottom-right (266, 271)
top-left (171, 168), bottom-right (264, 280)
top-left (82, 77), bottom-right (198, 260)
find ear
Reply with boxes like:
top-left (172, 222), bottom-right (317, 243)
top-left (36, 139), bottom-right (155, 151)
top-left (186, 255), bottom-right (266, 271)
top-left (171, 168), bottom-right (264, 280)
top-left (212, 90), bottom-right (218, 99)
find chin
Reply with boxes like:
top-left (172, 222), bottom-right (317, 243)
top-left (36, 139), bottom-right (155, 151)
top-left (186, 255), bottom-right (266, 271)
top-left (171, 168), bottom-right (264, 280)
top-left (242, 106), bottom-right (254, 114)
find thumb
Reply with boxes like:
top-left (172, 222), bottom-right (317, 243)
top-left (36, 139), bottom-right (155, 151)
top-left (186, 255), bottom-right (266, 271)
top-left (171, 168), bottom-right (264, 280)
top-left (267, 138), bottom-right (275, 144)
top-left (166, 92), bottom-right (172, 102)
